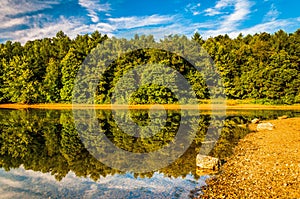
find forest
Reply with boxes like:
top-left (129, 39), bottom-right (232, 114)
top-left (0, 29), bottom-right (299, 105)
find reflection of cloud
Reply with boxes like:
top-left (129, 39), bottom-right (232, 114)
top-left (0, 167), bottom-right (207, 199)
top-left (0, 177), bottom-right (23, 188)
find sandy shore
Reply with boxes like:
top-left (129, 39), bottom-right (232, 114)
top-left (1, 103), bottom-right (300, 110)
top-left (200, 117), bottom-right (300, 198)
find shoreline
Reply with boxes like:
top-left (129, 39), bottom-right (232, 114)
top-left (200, 117), bottom-right (300, 198)
top-left (1, 103), bottom-right (300, 110)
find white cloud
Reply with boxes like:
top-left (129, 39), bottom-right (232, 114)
top-left (204, 0), bottom-right (236, 16)
top-left (115, 21), bottom-right (215, 40)
top-left (222, 0), bottom-right (251, 27)
top-left (264, 4), bottom-right (280, 22)
top-left (1, 15), bottom-right (114, 43)
top-left (78, 0), bottom-right (111, 23)
top-left (0, 17), bottom-right (28, 29)
top-left (0, 0), bottom-right (59, 17)
top-left (0, 12), bottom-right (175, 43)
top-left (108, 15), bottom-right (174, 29)
top-left (215, 0), bottom-right (235, 9)
top-left (0, 0), bottom-right (298, 44)
top-left (185, 3), bottom-right (202, 16)
top-left (202, 0), bottom-right (252, 37)
top-left (228, 17), bottom-right (300, 37)
top-left (0, 0), bottom-right (62, 42)
top-left (204, 8), bottom-right (223, 16)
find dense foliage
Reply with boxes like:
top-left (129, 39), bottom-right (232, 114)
top-left (0, 29), bottom-right (299, 104)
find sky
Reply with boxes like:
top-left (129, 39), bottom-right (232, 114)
top-left (0, 0), bottom-right (299, 43)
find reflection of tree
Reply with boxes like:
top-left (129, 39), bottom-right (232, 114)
top-left (96, 110), bottom-right (181, 153)
top-left (0, 109), bottom-right (276, 181)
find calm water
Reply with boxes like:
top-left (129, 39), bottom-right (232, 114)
top-left (0, 108), bottom-right (299, 198)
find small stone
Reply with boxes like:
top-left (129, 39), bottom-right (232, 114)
top-left (278, 115), bottom-right (288, 120)
top-left (257, 122), bottom-right (274, 131)
top-left (251, 118), bottom-right (260, 124)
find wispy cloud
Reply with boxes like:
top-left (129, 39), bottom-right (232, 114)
top-left (116, 21), bottom-right (215, 39)
top-left (0, 0), bottom-right (59, 17)
top-left (204, 8), bottom-right (223, 16)
top-left (0, 17), bottom-right (27, 29)
top-left (78, 0), bottom-right (111, 23)
top-left (264, 3), bottom-right (280, 22)
top-left (202, 0), bottom-right (252, 37)
top-left (1, 15), bottom-right (114, 43)
top-left (185, 3), bottom-right (201, 16)
top-left (0, 0), bottom-right (61, 42)
top-left (0, 0), bottom-right (299, 44)
top-left (228, 17), bottom-right (300, 37)
top-left (108, 15), bottom-right (174, 29)
top-left (204, 0), bottom-right (235, 16)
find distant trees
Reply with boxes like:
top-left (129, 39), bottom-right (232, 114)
top-left (0, 29), bottom-right (299, 104)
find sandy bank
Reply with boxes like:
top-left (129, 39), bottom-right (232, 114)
top-left (201, 117), bottom-right (300, 198)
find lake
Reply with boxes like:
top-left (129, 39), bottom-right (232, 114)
top-left (0, 108), bottom-right (299, 198)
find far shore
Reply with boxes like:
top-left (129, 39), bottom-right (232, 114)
top-left (1, 103), bottom-right (300, 110)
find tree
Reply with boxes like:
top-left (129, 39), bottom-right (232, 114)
top-left (1, 55), bottom-right (40, 103)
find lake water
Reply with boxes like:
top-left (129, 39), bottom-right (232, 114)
top-left (0, 108), bottom-right (299, 198)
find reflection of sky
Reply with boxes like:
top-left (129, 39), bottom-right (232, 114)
top-left (0, 166), bottom-right (209, 199)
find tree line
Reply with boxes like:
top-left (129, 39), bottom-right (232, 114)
top-left (0, 29), bottom-right (299, 104)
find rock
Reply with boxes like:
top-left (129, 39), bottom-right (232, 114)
top-left (278, 115), bottom-right (288, 120)
top-left (251, 118), bottom-right (260, 124)
top-left (257, 122), bottom-right (274, 131)
top-left (196, 155), bottom-right (220, 171)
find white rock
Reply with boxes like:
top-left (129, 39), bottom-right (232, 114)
top-left (196, 155), bottom-right (220, 170)
top-left (257, 122), bottom-right (274, 131)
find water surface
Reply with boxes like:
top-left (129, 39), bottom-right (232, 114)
top-left (0, 108), bottom-right (299, 198)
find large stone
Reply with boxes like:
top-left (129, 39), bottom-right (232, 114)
top-left (196, 155), bottom-right (220, 171)
top-left (257, 122), bottom-right (274, 131)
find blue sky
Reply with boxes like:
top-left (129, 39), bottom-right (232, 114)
top-left (0, 0), bottom-right (299, 43)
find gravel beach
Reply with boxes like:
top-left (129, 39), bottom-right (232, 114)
top-left (200, 117), bottom-right (300, 198)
